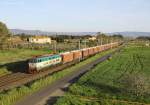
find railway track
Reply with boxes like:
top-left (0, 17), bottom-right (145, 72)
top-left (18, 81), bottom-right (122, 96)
top-left (0, 60), bottom-right (78, 92)
top-left (0, 47), bottom-right (122, 92)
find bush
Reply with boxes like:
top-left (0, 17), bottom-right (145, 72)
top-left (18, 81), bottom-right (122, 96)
top-left (120, 73), bottom-right (150, 97)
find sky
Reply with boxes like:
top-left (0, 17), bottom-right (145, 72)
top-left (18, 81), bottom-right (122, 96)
top-left (0, 0), bottom-right (150, 32)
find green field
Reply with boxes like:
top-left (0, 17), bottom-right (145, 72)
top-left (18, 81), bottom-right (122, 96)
top-left (0, 49), bottom-right (52, 76)
top-left (55, 44), bottom-right (150, 105)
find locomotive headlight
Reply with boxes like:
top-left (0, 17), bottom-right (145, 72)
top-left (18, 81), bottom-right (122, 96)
top-left (29, 63), bottom-right (35, 67)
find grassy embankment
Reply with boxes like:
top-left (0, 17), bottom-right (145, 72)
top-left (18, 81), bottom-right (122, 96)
top-left (0, 48), bottom-right (116, 105)
top-left (55, 45), bottom-right (150, 105)
top-left (0, 49), bottom-right (52, 76)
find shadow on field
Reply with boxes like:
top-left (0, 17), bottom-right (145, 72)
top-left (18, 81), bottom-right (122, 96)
top-left (0, 60), bottom-right (28, 73)
top-left (45, 87), bottom-right (69, 105)
top-left (85, 81), bottom-right (122, 94)
top-left (45, 96), bottom-right (61, 105)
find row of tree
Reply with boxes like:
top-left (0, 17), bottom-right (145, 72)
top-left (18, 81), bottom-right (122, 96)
top-left (0, 21), bottom-right (124, 44)
top-left (136, 36), bottom-right (150, 40)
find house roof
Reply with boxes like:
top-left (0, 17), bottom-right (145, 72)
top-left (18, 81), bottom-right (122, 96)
top-left (30, 36), bottom-right (51, 39)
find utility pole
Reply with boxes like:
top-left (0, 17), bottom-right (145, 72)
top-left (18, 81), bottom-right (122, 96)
top-left (101, 37), bottom-right (103, 45)
top-left (111, 37), bottom-right (113, 49)
top-left (97, 39), bottom-right (100, 46)
top-left (107, 38), bottom-right (109, 44)
top-left (83, 40), bottom-right (87, 48)
top-left (53, 41), bottom-right (57, 54)
top-left (53, 33), bottom-right (57, 54)
top-left (78, 39), bottom-right (81, 62)
top-left (78, 39), bottom-right (81, 50)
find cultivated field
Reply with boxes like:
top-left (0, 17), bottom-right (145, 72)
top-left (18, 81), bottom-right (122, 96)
top-left (55, 44), bottom-right (150, 105)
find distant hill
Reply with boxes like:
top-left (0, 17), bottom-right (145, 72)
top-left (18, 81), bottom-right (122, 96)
top-left (10, 29), bottom-right (150, 37)
top-left (107, 32), bottom-right (150, 37)
top-left (10, 29), bottom-right (96, 36)
top-left (10, 29), bottom-right (54, 35)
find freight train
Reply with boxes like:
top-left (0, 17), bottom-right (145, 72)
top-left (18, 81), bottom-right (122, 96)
top-left (28, 42), bottom-right (119, 73)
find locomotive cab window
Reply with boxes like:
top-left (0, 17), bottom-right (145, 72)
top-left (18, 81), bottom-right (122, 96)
top-left (38, 59), bottom-right (42, 62)
top-left (30, 59), bottom-right (36, 63)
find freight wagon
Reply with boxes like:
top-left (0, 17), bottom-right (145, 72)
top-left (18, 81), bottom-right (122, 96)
top-left (60, 52), bottom-right (74, 64)
top-left (96, 46), bottom-right (100, 52)
top-left (72, 50), bottom-right (82, 60)
top-left (100, 45), bottom-right (105, 51)
top-left (88, 47), bottom-right (94, 55)
top-left (28, 42), bottom-right (120, 74)
top-left (93, 47), bottom-right (99, 54)
top-left (82, 48), bottom-right (89, 58)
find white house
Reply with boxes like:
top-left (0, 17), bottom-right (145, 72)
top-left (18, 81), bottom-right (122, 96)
top-left (88, 36), bottom-right (97, 41)
top-left (28, 36), bottom-right (51, 44)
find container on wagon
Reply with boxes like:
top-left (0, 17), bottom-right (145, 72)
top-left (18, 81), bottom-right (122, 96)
top-left (96, 46), bottom-right (100, 52)
top-left (114, 42), bottom-right (117, 47)
top-left (82, 48), bottom-right (89, 58)
top-left (100, 45), bottom-right (105, 51)
top-left (93, 47), bottom-right (99, 54)
top-left (105, 44), bottom-right (109, 49)
top-left (88, 47), bottom-right (94, 55)
top-left (71, 50), bottom-right (82, 60)
top-left (103, 44), bottom-right (108, 50)
top-left (98, 45), bottom-right (103, 52)
top-left (110, 43), bottom-right (114, 48)
top-left (107, 44), bottom-right (110, 49)
top-left (108, 43), bottom-right (113, 49)
top-left (60, 52), bottom-right (74, 63)
top-left (110, 43), bottom-right (113, 48)
top-left (114, 42), bottom-right (119, 47)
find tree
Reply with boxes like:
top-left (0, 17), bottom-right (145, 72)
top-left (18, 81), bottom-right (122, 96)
top-left (0, 21), bottom-right (10, 42)
top-left (112, 34), bottom-right (124, 39)
top-left (96, 32), bottom-right (111, 44)
top-left (136, 36), bottom-right (150, 41)
top-left (0, 22), bottom-right (10, 37)
top-left (96, 32), bottom-right (107, 38)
